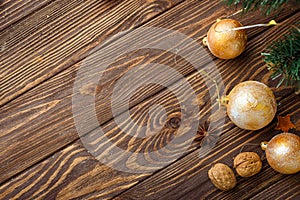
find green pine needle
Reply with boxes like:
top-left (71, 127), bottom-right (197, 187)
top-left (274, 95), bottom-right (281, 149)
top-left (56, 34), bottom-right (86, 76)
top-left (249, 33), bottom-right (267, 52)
top-left (262, 22), bottom-right (300, 91)
top-left (223, 0), bottom-right (299, 15)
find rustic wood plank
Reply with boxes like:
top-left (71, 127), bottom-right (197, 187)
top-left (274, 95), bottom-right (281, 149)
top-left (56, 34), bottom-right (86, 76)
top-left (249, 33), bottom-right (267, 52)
top-left (0, 0), bottom-right (227, 183)
top-left (0, 0), bottom-right (54, 31)
top-left (0, 0), bottom-right (298, 185)
top-left (0, 141), bottom-right (149, 199)
top-left (0, 12), bottom-right (299, 199)
top-left (249, 175), bottom-right (300, 200)
top-left (109, 11), bottom-right (299, 199)
top-left (115, 93), bottom-right (300, 200)
top-left (0, 93), bottom-right (298, 199)
top-left (0, 0), bottom-right (183, 106)
top-left (0, 0), bottom-right (184, 184)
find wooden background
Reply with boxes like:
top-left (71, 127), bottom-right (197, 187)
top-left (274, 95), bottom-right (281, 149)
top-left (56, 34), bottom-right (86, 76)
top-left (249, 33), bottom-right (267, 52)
top-left (0, 0), bottom-right (299, 199)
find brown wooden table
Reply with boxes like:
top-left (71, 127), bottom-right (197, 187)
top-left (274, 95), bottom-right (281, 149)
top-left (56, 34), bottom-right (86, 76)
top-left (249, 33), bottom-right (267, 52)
top-left (1, 0), bottom-right (299, 199)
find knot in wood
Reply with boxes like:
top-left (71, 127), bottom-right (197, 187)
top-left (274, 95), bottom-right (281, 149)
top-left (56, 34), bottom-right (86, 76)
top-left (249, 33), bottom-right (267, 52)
top-left (168, 117), bottom-right (181, 129)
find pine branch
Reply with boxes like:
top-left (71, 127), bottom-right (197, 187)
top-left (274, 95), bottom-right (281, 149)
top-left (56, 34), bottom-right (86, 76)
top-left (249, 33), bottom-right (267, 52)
top-left (223, 0), bottom-right (300, 15)
top-left (262, 22), bottom-right (300, 92)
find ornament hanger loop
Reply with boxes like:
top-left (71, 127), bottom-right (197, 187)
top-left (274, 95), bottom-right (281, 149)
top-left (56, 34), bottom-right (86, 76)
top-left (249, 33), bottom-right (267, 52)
top-left (214, 20), bottom-right (277, 33)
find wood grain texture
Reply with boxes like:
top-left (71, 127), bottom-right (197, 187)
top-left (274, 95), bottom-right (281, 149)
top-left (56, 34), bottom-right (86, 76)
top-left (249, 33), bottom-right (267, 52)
top-left (0, 0), bottom-right (298, 185)
top-left (0, 141), bottom-right (149, 199)
top-left (0, 1), bottom-right (299, 199)
top-left (0, 0), bottom-right (183, 106)
top-left (1, 11), bottom-right (299, 199)
top-left (0, 0), bottom-right (54, 31)
top-left (0, 93), bottom-right (298, 199)
top-left (0, 0), bottom-right (226, 184)
top-left (116, 94), bottom-right (300, 200)
top-left (0, 1), bottom-right (188, 181)
top-left (249, 176), bottom-right (300, 200)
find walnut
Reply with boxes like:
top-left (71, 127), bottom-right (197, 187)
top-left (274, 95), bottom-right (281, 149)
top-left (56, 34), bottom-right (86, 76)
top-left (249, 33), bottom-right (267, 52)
top-left (234, 152), bottom-right (262, 177)
top-left (208, 163), bottom-right (237, 191)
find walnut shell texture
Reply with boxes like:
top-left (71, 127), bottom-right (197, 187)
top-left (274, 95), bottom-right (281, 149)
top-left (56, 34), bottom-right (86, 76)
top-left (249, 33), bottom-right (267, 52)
top-left (234, 152), bottom-right (262, 177)
top-left (208, 163), bottom-right (237, 191)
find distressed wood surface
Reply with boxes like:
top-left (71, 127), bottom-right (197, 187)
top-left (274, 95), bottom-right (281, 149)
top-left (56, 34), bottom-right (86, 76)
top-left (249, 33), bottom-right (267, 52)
top-left (0, 0), bottom-right (54, 31)
top-left (0, 0), bottom-right (299, 199)
top-left (0, 0), bottom-right (298, 184)
top-left (115, 93), bottom-right (300, 200)
top-left (0, 0), bottom-right (184, 183)
top-left (0, 0), bottom-right (183, 106)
